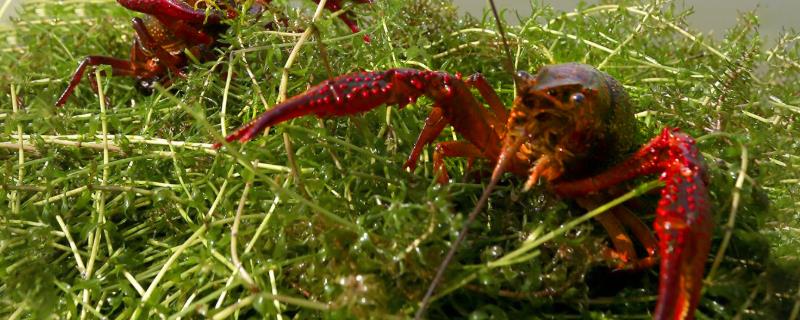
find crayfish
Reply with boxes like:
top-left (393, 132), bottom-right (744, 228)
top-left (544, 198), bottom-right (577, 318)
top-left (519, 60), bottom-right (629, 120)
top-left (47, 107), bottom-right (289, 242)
top-left (216, 63), bottom-right (712, 319)
top-left (55, 0), bottom-right (372, 107)
top-left (214, 7), bottom-right (713, 320)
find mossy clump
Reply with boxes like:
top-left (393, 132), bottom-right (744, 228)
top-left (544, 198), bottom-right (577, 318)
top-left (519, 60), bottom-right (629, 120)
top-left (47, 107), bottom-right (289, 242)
top-left (1, 0), bottom-right (798, 318)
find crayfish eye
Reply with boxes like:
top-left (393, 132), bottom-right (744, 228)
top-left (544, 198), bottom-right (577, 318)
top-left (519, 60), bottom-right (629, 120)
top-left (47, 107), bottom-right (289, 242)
top-left (570, 92), bottom-right (585, 104)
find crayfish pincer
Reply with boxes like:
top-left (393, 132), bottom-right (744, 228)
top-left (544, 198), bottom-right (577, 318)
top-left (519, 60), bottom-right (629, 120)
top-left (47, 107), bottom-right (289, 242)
top-left (55, 0), bottom-right (372, 107)
top-left (216, 63), bottom-right (712, 320)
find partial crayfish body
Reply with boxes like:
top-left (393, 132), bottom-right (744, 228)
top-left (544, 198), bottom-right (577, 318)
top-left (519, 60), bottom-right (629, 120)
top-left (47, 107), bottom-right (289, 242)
top-left (55, 0), bottom-right (372, 106)
top-left (218, 63), bottom-right (712, 320)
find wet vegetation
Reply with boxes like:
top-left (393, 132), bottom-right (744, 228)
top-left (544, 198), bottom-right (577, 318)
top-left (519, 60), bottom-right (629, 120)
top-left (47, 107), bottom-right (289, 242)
top-left (1, 0), bottom-right (798, 318)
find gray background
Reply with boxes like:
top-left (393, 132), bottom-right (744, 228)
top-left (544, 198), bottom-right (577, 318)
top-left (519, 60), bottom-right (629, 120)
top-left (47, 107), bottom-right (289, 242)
top-left (0, 0), bottom-right (19, 24)
top-left (455, 0), bottom-right (798, 40)
top-left (2, 0), bottom-right (798, 38)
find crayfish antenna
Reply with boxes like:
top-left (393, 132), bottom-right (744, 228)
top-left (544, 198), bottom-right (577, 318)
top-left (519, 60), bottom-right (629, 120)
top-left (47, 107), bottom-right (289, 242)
top-left (413, 2), bottom-right (523, 318)
top-left (414, 134), bottom-right (526, 320)
top-left (488, 0), bottom-right (524, 85)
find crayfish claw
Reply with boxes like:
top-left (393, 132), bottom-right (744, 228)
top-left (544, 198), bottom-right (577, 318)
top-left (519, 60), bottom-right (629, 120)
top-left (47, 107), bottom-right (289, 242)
top-left (553, 128), bottom-right (712, 320)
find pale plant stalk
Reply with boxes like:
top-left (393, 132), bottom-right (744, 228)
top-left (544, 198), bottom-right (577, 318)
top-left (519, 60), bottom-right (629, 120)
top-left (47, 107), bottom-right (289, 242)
top-left (268, 0), bottom-right (327, 200)
top-left (212, 294), bottom-right (258, 320)
top-left (56, 215), bottom-right (86, 275)
top-left (277, 0), bottom-right (328, 102)
top-left (243, 175), bottom-right (291, 320)
top-left (221, 52), bottom-right (235, 136)
top-left (273, 0), bottom-right (330, 198)
top-left (132, 225), bottom-right (208, 319)
top-left (11, 84), bottom-right (23, 214)
top-left (206, 165), bottom-right (236, 220)
top-left (237, 34), bottom-right (270, 111)
top-left (268, 270), bottom-right (283, 320)
top-left (81, 69), bottom-right (109, 320)
top-left (231, 181), bottom-right (257, 289)
top-left (35, 186), bottom-right (90, 206)
top-left (215, 271), bottom-right (239, 309)
top-left (703, 134), bottom-right (749, 281)
top-left (168, 143), bottom-right (193, 204)
top-left (0, 134), bottom-right (300, 173)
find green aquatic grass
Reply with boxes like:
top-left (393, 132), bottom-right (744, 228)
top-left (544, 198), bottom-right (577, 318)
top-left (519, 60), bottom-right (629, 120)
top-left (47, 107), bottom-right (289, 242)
top-left (1, 0), bottom-right (798, 318)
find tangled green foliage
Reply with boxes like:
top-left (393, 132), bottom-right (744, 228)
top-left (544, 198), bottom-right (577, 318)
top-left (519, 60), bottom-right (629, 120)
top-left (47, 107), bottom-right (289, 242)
top-left (1, 0), bottom-right (798, 318)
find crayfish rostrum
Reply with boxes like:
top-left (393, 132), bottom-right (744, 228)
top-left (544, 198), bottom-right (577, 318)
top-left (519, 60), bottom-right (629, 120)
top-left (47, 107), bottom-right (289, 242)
top-left (55, 0), bottom-right (372, 107)
top-left (216, 62), bottom-right (713, 319)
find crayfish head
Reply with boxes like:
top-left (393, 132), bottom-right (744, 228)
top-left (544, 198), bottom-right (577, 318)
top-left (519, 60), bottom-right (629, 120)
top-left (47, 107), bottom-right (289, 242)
top-left (509, 63), bottom-right (616, 184)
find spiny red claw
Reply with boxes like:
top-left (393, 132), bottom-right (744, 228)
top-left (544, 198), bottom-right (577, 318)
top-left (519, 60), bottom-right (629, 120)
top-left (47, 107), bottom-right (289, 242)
top-left (215, 68), bottom-right (493, 152)
top-left (116, 0), bottom-right (222, 24)
top-left (554, 128), bottom-right (712, 320)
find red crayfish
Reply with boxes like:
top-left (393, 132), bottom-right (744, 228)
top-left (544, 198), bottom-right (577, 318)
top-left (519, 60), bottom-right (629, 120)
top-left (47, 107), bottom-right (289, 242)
top-left (216, 64), bottom-right (711, 319)
top-left (55, 0), bottom-right (372, 107)
top-left (214, 6), bottom-right (712, 320)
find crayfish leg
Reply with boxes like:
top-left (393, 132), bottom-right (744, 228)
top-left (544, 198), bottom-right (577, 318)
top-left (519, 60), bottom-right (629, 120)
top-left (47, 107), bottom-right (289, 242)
top-left (613, 204), bottom-right (658, 259)
top-left (313, 0), bottom-right (373, 42)
top-left (575, 197), bottom-right (659, 270)
top-left (464, 73), bottom-right (508, 127)
top-left (404, 105), bottom-right (447, 172)
top-left (431, 141), bottom-right (485, 184)
top-left (55, 56), bottom-right (142, 107)
top-left (404, 73), bottom-right (510, 176)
